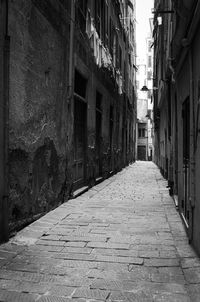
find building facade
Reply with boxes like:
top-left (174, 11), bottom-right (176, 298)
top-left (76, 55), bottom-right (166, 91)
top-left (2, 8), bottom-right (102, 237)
top-left (136, 30), bottom-right (154, 161)
top-left (153, 0), bottom-right (200, 255)
top-left (136, 63), bottom-right (149, 160)
top-left (0, 0), bottom-right (137, 240)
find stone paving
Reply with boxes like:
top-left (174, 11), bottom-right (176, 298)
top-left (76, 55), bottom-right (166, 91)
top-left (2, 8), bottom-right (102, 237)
top-left (0, 161), bottom-right (200, 301)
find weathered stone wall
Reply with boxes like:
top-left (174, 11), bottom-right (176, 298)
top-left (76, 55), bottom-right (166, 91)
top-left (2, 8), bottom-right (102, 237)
top-left (8, 0), bottom-right (72, 230)
top-left (7, 0), bottom-right (136, 234)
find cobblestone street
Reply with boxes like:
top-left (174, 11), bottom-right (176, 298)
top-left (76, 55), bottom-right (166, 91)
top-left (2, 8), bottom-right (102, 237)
top-left (0, 162), bottom-right (200, 301)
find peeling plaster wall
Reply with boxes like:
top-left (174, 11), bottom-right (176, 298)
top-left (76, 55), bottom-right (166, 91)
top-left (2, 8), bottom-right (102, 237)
top-left (8, 0), bottom-right (72, 230)
top-left (7, 0), bottom-right (137, 233)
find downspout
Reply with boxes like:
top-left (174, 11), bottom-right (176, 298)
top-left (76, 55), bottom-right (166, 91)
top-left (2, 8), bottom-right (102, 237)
top-left (189, 48), bottom-right (195, 243)
top-left (2, 0), bottom-right (9, 242)
top-left (66, 0), bottom-right (75, 186)
top-left (68, 0), bottom-right (75, 101)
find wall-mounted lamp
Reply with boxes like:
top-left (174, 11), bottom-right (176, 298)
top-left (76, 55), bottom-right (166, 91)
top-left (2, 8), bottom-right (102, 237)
top-left (140, 85), bottom-right (158, 91)
top-left (152, 8), bottom-right (174, 26)
top-left (140, 85), bottom-right (149, 91)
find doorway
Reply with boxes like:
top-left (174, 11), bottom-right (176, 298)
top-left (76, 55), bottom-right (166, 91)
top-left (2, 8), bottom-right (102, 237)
top-left (182, 97), bottom-right (190, 225)
top-left (73, 71), bottom-right (87, 190)
top-left (95, 91), bottom-right (102, 178)
top-left (73, 98), bottom-right (87, 189)
top-left (137, 145), bottom-right (146, 161)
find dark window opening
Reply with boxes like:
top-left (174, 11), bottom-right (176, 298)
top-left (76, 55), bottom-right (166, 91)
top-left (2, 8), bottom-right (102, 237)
top-left (75, 0), bottom-right (88, 32)
top-left (74, 70), bottom-right (87, 98)
top-left (138, 128), bottom-right (145, 138)
top-left (109, 105), bottom-right (114, 150)
top-left (95, 0), bottom-right (101, 36)
top-left (96, 91), bottom-right (102, 111)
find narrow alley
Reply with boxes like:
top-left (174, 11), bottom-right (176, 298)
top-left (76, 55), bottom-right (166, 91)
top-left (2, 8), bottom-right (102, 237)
top-left (0, 162), bottom-right (199, 301)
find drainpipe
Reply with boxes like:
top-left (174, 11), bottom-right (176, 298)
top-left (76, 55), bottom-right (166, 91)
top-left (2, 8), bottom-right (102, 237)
top-left (68, 0), bottom-right (75, 101)
top-left (189, 49), bottom-right (195, 243)
top-left (1, 0), bottom-right (9, 242)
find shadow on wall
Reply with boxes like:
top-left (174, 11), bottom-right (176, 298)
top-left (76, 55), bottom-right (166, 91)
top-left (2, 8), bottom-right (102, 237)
top-left (8, 137), bottom-right (72, 234)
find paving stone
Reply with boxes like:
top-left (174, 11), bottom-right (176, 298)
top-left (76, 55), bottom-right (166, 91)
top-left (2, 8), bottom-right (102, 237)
top-left (183, 267), bottom-right (200, 283)
top-left (92, 248), bottom-right (138, 257)
top-left (15, 281), bottom-right (50, 294)
top-left (37, 296), bottom-right (72, 302)
top-left (61, 247), bottom-right (92, 254)
top-left (55, 260), bottom-right (99, 269)
top-left (0, 259), bottom-right (8, 267)
top-left (36, 240), bottom-right (65, 246)
top-left (90, 279), bottom-right (124, 291)
top-left (41, 235), bottom-right (62, 241)
top-left (153, 293), bottom-right (191, 302)
top-left (159, 250), bottom-right (178, 258)
top-left (60, 235), bottom-right (107, 243)
top-left (0, 250), bottom-right (17, 259)
top-left (51, 253), bottom-right (96, 261)
top-left (135, 244), bottom-right (176, 251)
top-left (181, 257), bottom-right (200, 269)
top-left (176, 245), bottom-right (197, 258)
top-left (0, 269), bottom-right (62, 283)
top-left (86, 242), bottom-right (129, 249)
top-left (4, 262), bottom-right (41, 273)
top-left (144, 258), bottom-right (180, 267)
top-left (186, 284), bottom-right (200, 302)
top-left (119, 267), bottom-right (157, 281)
top-left (151, 267), bottom-right (185, 284)
top-left (0, 279), bottom-right (21, 291)
top-left (46, 285), bottom-right (75, 297)
top-left (0, 289), bottom-right (38, 302)
top-left (138, 250), bottom-right (160, 258)
top-left (27, 245), bottom-right (63, 253)
top-left (108, 290), bottom-right (153, 302)
top-left (64, 242), bottom-right (86, 247)
top-left (73, 288), bottom-right (109, 300)
top-left (94, 255), bottom-right (143, 265)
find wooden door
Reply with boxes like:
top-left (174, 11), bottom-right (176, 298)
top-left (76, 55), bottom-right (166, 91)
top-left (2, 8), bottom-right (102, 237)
top-left (73, 98), bottom-right (87, 189)
top-left (182, 98), bottom-right (190, 225)
top-left (95, 109), bottom-right (102, 177)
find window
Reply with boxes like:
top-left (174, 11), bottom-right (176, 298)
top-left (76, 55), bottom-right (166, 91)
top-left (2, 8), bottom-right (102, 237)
top-left (105, 2), bottom-right (109, 45)
top-left (148, 40), bottom-right (152, 52)
top-left (96, 91), bottom-right (102, 111)
top-left (147, 70), bottom-right (152, 80)
top-left (109, 18), bottom-right (114, 56)
top-left (119, 46), bottom-right (122, 71)
top-left (129, 53), bottom-right (131, 66)
top-left (78, 0), bottom-right (87, 16)
top-left (95, 0), bottom-right (101, 36)
top-left (115, 34), bottom-right (119, 68)
top-left (95, 0), bottom-right (107, 43)
top-left (138, 128), bottom-right (146, 138)
top-left (101, 0), bottom-right (106, 42)
top-left (76, 0), bottom-right (88, 32)
top-left (148, 56), bottom-right (152, 68)
top-left (74, 70), bottom-right (87, 98)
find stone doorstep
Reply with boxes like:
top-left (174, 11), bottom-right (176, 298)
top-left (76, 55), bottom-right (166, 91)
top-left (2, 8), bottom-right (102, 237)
top-left (95, 176), bottom-right (104, 184)
top-left (173, 195), bottom-right (178, 208)
top-left (71, 186), bottom-right (89, 199)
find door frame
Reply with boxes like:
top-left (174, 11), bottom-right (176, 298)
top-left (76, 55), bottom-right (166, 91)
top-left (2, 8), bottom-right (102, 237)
top-left (73, 94), bottom-right (87, 190)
